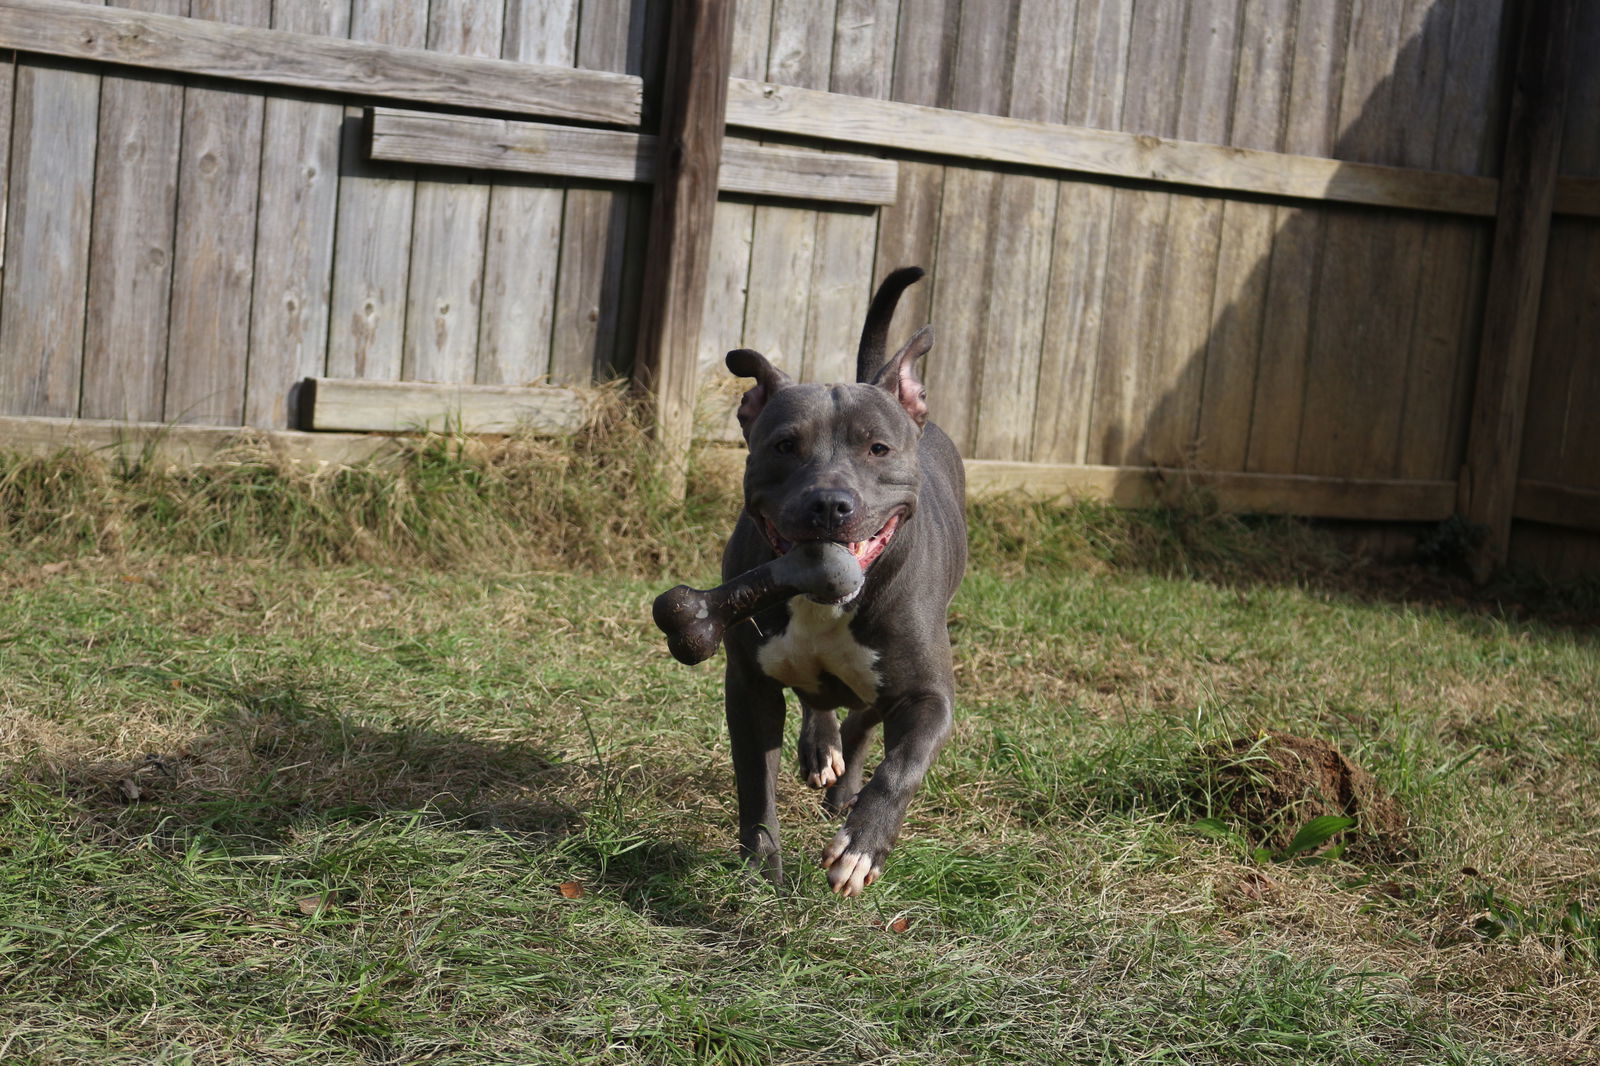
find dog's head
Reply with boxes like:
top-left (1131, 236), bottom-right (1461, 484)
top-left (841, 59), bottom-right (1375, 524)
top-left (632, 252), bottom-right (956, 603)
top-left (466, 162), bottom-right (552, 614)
top-left (726, 326), bottom-right (932, 574)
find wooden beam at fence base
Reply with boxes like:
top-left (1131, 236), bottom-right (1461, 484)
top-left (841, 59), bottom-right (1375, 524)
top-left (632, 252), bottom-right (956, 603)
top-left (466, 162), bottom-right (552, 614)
top-left (365, 109), bottom-right (898, 207)
top-left (1459, 0), bottom-right (1574, 582)
top-left (0, 414), bottom-right (400, 467)
top-left (0, 0), bottom-right (641, 125)
top-left (725, 78), bottom-right (1500, 217)
top-left (963, 460), bottom-right (1458, 522)
top-left (1513, 480), bottom-right (1600, 534)
top-left (305, 378), bottom-right (590, 435)
top-left (631, 0), bottom-right (735, 497)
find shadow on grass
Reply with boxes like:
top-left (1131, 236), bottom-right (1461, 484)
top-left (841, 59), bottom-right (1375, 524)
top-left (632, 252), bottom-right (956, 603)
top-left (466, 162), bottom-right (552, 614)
top-left (5, 669), bottom-right (749, 930)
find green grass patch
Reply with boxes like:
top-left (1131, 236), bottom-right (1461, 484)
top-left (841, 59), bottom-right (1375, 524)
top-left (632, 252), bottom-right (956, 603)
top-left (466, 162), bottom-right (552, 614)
top-left (1, 427), bottom-right (1597, 1063)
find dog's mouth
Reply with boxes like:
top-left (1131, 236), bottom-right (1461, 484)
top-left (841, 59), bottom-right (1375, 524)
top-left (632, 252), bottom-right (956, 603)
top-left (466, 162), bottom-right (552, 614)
top-left (762, 513), bottom-right (902, 572)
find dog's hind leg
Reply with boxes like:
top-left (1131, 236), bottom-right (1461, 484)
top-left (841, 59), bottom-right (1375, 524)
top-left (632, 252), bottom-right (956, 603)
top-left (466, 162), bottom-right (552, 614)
top-left (797, 703), bottom-right (845, 789)
top-left (823, 707), bottom-right (876, 816)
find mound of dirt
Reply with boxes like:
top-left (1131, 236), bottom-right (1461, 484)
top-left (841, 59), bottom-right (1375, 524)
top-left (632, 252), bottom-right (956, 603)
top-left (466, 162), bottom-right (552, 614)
top-left (1202, 733), bottom-right (1411, 861)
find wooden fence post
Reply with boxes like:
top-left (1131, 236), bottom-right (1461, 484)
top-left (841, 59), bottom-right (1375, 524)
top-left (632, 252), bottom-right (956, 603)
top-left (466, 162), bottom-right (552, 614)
top-left (1458, 0), bottom-right (1574, 582)
top-left (631, 0), bottom-right (734, 494)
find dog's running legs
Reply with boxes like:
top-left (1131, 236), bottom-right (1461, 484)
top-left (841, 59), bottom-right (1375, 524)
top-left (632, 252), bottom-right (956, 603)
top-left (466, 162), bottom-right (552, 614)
top-left (797, 704), bottom-right (845, 789)
top-left (822, 691), bottom-right (953, 896)
top-left (823, 708), bottom-right (874, 815)
top-left (726, 656), bottom-right (788, 884)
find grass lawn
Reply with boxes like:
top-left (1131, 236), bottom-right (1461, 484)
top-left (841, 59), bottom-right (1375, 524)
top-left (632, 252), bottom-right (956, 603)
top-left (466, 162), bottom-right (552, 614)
top-left (1, 440), bottom-right (1597, 1064)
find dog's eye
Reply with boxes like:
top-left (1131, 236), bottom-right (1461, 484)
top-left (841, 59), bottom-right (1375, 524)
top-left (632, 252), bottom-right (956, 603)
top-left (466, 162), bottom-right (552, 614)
top-left (773, 439), bottom-right (797, 455)
top-left (869, 443), bottom-right (892, 457)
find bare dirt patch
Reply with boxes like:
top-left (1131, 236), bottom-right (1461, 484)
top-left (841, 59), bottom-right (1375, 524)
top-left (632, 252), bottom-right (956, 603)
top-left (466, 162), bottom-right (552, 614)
top-left (1204, 733), bottom-right (1412, 861)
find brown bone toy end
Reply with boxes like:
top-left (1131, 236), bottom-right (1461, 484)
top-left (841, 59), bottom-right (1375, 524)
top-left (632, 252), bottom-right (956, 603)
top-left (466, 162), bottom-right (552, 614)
top-left (653, 542), bottom-right (863, 665)
top-left (653, 585), bottom-right (723, 665)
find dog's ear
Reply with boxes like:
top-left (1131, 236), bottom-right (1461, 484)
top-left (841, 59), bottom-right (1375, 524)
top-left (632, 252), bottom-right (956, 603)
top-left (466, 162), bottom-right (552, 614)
top-left (871, 326), bottom-right (931, 427)
top-left (726, 348), bottom-right (793, 442)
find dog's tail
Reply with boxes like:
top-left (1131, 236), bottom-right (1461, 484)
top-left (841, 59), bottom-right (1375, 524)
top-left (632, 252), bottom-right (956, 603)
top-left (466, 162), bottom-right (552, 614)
top-left (856, 266), bottom-right (926, 383)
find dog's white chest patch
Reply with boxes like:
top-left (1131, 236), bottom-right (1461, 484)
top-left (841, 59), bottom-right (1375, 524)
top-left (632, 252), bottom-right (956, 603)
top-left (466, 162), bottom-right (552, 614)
top-left (757, 596), bottom-right (880, 703)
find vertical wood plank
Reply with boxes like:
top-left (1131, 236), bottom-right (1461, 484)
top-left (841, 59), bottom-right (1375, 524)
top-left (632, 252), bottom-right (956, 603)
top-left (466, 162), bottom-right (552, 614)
top-left (1065, 0), bottom-right (1133, 130)
top-left (0, 47), bottom-right (15, 276)
top-left (1029, 178), bottom-right (1111, 465)
top-left (768, 0), bottom-right (836, 88)
top-left (973, 0), bottom-right (1069, 461)
top-left (476, 0), bottom-right (578, 386)
top-left (872, 0), bottom-right (957, 331)
top-left (1521, 222), bottom-right (1600, 490)
top-left (972, 174), bottom-right (1054, 460)
top-left (80, 0), bottom-right (185, 423)
top-left (550, 0), bottom-right (650, 384)
top-left (872, 160), bottom-right (944, 335)
top-left (804, 0), bottom-right (895, 385)
top-left (1461, 0), bottom-right (1575, 578)
top-left (0, 56), bottom-right (99, 417)
top-left (243, 0), bottom-right (349, 427)
top-left (697, 199), bottom-right (753, 379)
top-left (1195, 0), bottom-right (1290, 471)
top-left (743, 205), bottom-right (815, 374)
top-left (742, 0), bottom-right (831, 379)
top-left (402, 0), bottom-right (499, 383)
top-left (1087, 0), bottom-right (1183, 465)
top-left (1011, 0), bottom-right (1076, 125)
top-left (1246, 0), bottom-right (1352, 472)
top-left (326, 0), bottom-right (426, 381)
top-left (1144, 0), bottom-right (1238, 466)
top-left (164, 0), bottom-right (269, 425)
top-left (924, 165), bottom-right (997, 453)
top-left (1296, 0), bottom-right (1422, 478)
top-left (632, 0), bottom-right (734, 469)
top-left (1396, 0), bottom-right (1504, 480)
top-left (1030, 0), bottom-right (1130, 464)
top-left (1558, 0), bottom-right (1600, 176)
top-left (696, 0), bottom-right (770, 388)
top-left (830, 0), bottom-right (897, 100)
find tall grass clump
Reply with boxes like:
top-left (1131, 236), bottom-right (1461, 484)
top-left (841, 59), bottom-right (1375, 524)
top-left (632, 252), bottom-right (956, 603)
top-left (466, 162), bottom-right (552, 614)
top-left (0, 393), bottom-right (739, 576)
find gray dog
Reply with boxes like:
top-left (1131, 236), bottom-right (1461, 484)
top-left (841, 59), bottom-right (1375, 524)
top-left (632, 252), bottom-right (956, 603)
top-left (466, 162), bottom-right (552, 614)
top-left (718, 266), bottom-right (967, 896)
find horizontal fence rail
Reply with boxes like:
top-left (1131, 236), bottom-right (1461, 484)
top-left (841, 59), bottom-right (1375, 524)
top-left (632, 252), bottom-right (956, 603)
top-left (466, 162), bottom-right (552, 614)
top-left (365, 108), bottom-right (899, 206)
top-left (0, 0), bottom-right (642, 123)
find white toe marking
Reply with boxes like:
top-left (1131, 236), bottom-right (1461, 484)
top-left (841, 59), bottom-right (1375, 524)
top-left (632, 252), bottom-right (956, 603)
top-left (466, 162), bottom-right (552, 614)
top-left (820, 829), bottom-right (881, 896)
top-left (806, 746), bottom-right (843, 789)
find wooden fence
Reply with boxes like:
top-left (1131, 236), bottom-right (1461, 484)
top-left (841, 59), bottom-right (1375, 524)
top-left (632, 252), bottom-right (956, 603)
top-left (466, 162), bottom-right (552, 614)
top-left (0, 0), bottom-right (1597, 579)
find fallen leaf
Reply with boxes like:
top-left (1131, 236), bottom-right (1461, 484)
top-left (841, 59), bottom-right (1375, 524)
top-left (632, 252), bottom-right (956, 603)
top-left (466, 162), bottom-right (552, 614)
top-left (888, 916), bottom-right (912, 934)
top-left (557, 881), bottom-right (585, 899)
top-left (297, 893), bottom-right (333, 916)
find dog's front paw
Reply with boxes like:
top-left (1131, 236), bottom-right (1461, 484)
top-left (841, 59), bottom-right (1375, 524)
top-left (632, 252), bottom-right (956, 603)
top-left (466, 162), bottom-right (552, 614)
top-left (820, 828), bottom-right (886, 897)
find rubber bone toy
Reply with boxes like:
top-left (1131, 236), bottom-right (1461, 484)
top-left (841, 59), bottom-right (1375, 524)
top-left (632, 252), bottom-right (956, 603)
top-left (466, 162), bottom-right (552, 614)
top-left (653, 540), bottom-right (864, 665)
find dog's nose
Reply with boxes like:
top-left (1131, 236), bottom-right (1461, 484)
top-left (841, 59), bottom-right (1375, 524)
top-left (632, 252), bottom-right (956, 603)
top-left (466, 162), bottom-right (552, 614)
top-left (806, 489), bottom-right (859, 531)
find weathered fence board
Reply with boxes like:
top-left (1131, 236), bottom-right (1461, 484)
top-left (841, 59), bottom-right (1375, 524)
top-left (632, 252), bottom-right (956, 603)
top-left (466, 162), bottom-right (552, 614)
top-left (0, 0), bottom-right (642, 123)
top-left (325, 0), bottom-right (426, 384)
top-left (477, 0), bottom-right (577, 388)
top-left (163, 0), bottom-right (269, 426)
top-left (0, 58), bottom-right (98, 418)
top-left (366, 109), bottom-right (898, 205)
top-left (81, 7), bottom-right (183, 422)
top-left (307, 377), bottom-right (588, 435)
top-left (725, 80), bottom-right (1502, 217)
top-left (244, 0), bottom-right (348, 428)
